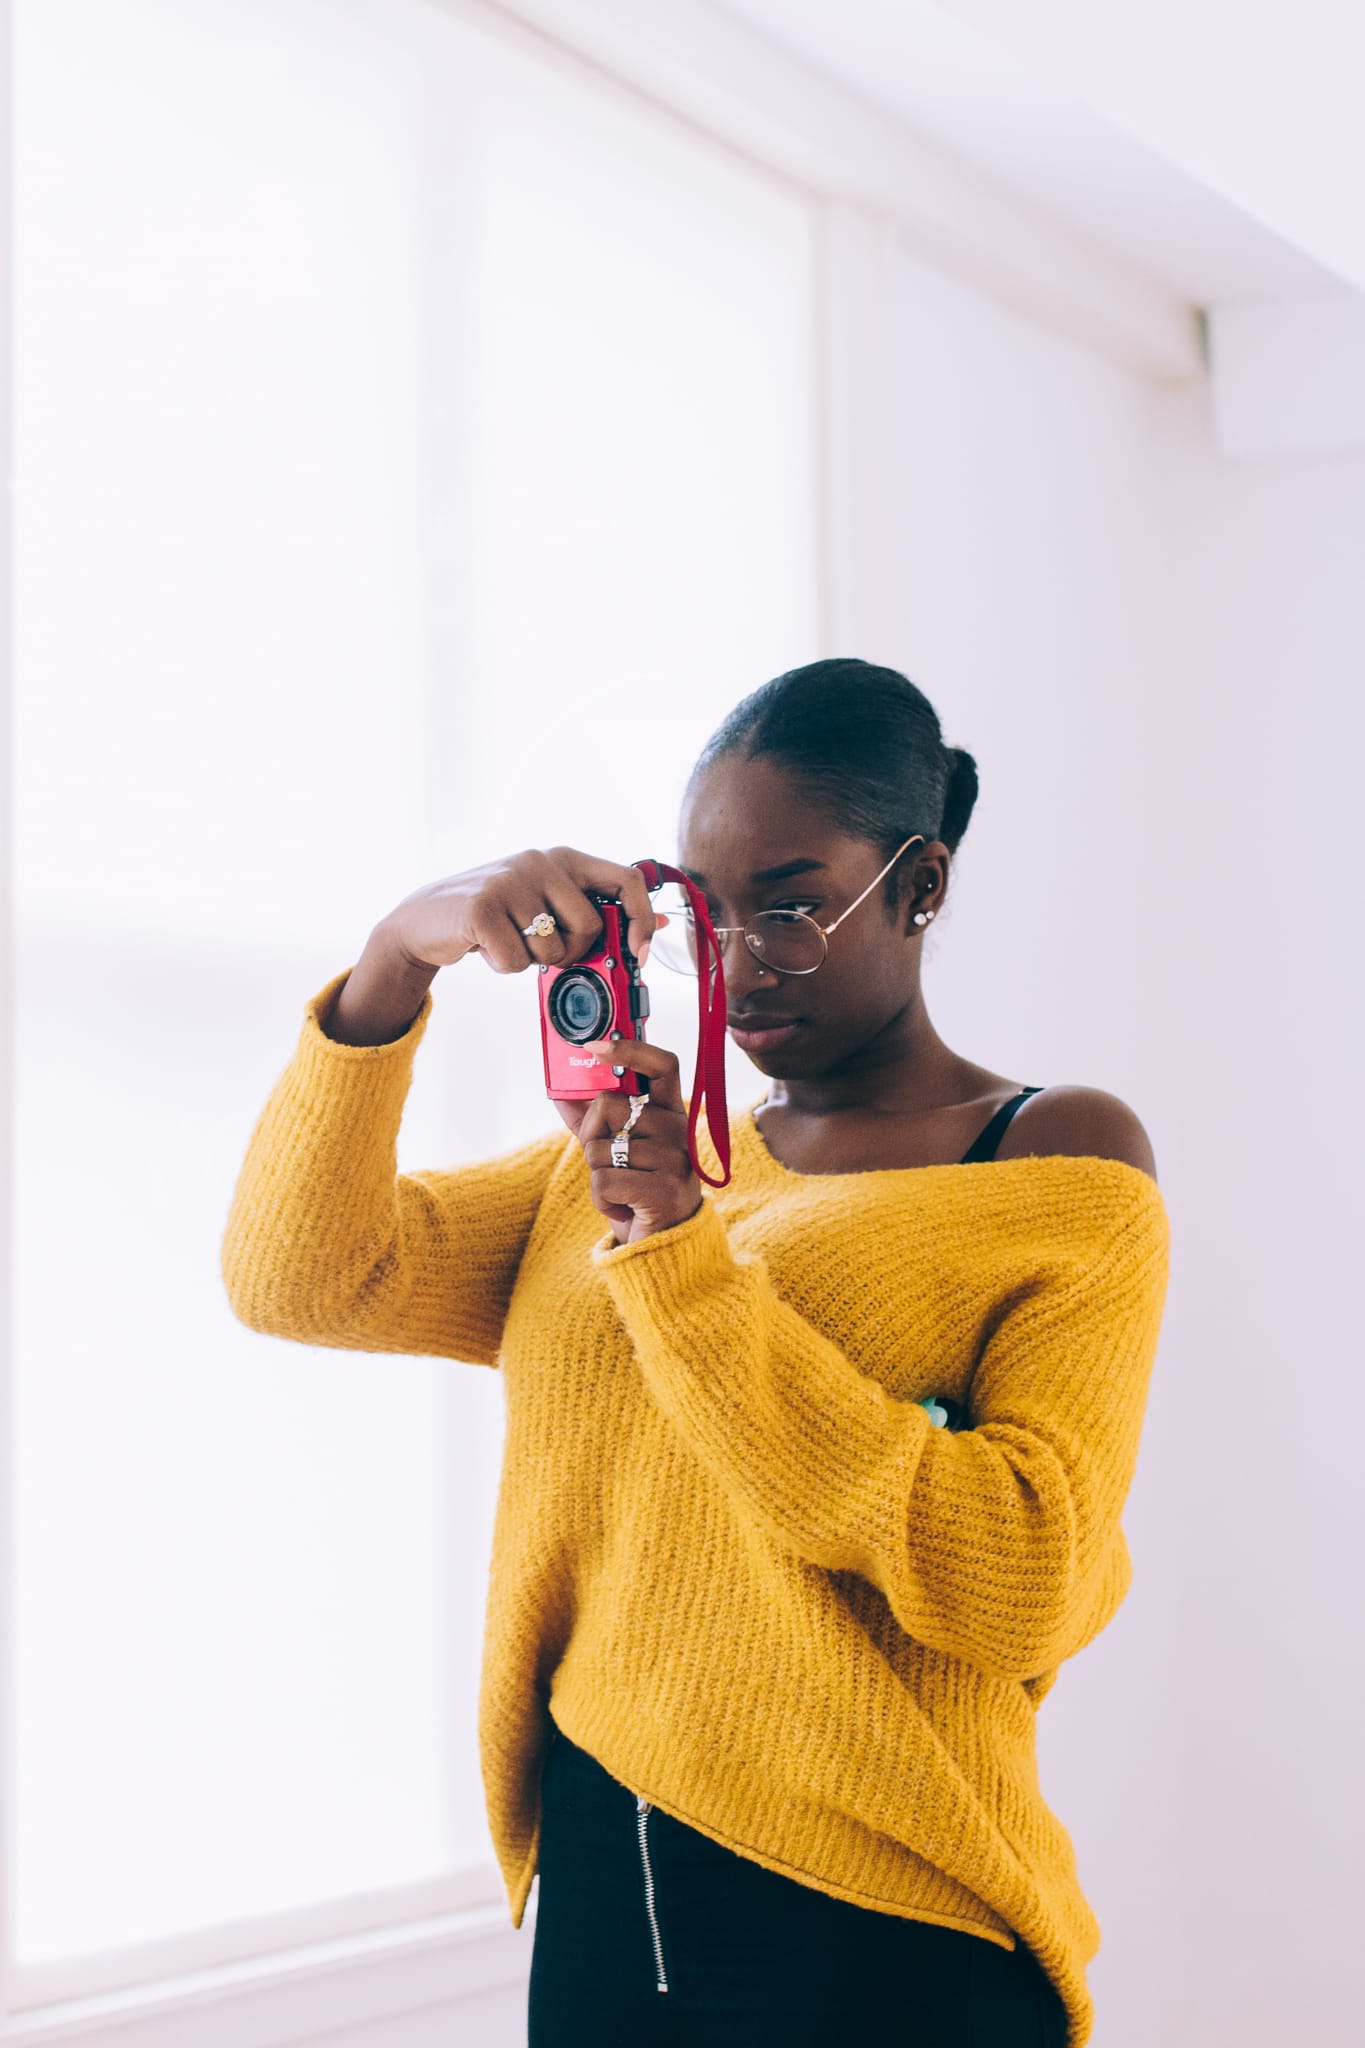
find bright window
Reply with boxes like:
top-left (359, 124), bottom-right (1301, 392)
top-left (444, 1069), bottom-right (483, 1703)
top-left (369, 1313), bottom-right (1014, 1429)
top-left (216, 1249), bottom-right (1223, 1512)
top-left (11, 0), bottom-right (817, 1981)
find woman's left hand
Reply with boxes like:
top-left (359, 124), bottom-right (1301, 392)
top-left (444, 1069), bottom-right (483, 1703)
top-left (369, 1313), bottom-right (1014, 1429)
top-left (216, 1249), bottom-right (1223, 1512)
top-left (552, 1036), bottom-right (703, 1245)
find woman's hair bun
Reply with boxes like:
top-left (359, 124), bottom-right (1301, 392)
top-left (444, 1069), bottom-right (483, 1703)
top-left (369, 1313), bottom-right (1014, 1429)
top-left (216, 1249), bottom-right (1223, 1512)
top-left (938, 746), bottom-right (979, 853)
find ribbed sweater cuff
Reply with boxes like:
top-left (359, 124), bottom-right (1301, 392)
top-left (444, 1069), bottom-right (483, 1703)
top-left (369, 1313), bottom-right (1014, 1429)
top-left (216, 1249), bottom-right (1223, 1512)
top-left (588, 1187), bottom-right (731, 1279)
top-left (295, 964), bottom-right (436, 1087)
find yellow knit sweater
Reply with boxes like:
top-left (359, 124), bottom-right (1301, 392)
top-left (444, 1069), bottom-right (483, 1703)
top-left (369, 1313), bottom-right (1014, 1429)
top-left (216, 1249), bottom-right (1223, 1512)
top-left (221, 965), bottom-right (1171, 2048)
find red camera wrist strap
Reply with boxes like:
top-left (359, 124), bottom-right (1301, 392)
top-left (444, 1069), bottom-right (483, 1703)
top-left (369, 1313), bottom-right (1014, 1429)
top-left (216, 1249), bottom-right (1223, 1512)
top-left (631, 858), bottom-right (731, 1189)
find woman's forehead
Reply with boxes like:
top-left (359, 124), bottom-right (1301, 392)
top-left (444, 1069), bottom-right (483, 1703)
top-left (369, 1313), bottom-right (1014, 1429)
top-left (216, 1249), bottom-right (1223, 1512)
top-left (675, 851), bottom-right (830, 891)
top-left (676, 817), bottom-right (840, 883)
top-left (679, 755), bottom-right (835, 850)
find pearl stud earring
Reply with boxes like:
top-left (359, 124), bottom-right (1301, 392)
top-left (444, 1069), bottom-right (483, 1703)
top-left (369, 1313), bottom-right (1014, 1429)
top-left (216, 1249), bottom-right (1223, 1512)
top-left (912, 907), bottom-right (936, 927)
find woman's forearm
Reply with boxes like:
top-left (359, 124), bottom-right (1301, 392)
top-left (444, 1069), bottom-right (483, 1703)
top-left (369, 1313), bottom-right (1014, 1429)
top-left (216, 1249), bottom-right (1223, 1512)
top-left (321, 922), bottom-right (442, 1046)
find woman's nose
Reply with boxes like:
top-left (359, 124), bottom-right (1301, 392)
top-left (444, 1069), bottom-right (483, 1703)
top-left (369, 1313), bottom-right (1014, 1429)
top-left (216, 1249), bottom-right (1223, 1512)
top-left (716, 930), bottom-right (776, 985)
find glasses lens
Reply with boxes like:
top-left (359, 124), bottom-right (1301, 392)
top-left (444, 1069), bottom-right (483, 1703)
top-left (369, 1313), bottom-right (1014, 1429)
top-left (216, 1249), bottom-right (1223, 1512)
top-left (747, 911), bottom-right (825, 973)
top-left (647, 890), bottom-right (704, 975)
top-left (647, 900), bottom-right (825, 977)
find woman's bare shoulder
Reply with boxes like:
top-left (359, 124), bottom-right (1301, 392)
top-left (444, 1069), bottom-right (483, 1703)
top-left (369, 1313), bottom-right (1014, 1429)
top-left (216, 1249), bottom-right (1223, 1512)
top-left (998, 1084), bottom-right (1158, 1183)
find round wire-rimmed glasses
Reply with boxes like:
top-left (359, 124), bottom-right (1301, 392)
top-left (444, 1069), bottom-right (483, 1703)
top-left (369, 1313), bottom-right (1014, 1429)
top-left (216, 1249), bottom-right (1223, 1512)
top-left (651, 833), bottom-right (926, 979)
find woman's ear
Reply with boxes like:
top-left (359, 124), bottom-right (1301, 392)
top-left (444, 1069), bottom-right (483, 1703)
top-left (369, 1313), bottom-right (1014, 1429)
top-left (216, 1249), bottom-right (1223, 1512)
top-left (910, 846), bottom-right (950, 925)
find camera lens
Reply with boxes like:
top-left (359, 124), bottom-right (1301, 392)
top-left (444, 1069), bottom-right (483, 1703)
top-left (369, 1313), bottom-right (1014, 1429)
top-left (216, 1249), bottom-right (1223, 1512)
top-left (548, 968), bottom-right (613, 1044)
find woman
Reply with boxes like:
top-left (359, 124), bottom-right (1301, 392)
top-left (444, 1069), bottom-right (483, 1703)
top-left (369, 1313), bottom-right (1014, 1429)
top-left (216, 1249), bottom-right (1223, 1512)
top-left (222, 658), bottom-right (1170, 2047)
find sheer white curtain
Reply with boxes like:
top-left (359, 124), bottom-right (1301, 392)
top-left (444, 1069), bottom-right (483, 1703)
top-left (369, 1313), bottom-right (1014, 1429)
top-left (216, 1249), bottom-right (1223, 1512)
top-left (9, 0), bottom-right (818, 1992)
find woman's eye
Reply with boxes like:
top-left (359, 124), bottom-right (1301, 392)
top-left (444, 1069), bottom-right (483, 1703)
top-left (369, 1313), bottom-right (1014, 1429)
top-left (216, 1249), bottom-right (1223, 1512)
top-left (775, 901), bottom-right (820, 917)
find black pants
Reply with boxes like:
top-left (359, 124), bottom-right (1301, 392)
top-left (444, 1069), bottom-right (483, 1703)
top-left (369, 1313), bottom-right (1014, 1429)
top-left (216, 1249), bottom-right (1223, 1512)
top-left (528, 1722), bottom-right (1069, 2046)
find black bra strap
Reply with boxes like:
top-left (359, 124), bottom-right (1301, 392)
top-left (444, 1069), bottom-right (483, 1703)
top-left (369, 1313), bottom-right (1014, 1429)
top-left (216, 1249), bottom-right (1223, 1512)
top-left (959, 1085), bottom-right (1046, 1164)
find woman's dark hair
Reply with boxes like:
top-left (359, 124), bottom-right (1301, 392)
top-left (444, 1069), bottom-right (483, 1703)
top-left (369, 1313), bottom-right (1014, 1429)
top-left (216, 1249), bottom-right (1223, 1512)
top-left (686, 658), bottom-right (979, 919)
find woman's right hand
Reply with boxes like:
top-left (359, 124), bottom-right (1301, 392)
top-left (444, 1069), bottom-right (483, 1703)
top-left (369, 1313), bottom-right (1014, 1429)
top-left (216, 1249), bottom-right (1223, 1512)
top-left (380, 846), bottom-right (670, 976)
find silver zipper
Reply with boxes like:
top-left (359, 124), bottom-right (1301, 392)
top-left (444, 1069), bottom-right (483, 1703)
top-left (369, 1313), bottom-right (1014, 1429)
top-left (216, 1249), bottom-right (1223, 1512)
top-left (635, 1795), bottom-right (670, 1993)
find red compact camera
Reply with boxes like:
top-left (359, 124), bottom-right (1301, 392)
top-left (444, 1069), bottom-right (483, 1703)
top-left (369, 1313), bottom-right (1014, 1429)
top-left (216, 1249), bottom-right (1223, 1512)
top-left (537, 892), bottom-right (650, 1101)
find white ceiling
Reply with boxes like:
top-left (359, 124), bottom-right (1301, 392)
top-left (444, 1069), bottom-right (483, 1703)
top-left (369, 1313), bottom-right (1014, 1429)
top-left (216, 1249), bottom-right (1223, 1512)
top-left (941, 0), bottom-right (1365, 294)
top-left (709, 0), bottom-right (1343, 306)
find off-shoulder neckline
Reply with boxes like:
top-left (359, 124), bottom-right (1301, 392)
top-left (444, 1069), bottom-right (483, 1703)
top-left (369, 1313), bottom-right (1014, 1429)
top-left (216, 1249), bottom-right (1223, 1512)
top-left (732, 1095), bottom-right (1162, 1197)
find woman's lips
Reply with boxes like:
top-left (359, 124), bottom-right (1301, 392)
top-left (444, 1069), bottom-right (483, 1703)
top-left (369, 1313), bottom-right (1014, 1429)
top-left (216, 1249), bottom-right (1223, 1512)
top-left (727, 1018), bottom-right (802, 1051)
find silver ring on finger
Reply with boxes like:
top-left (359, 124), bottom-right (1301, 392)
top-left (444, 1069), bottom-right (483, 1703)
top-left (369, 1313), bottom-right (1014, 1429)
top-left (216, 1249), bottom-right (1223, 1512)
top-left (609, 1093), bottom-right (648, 1168)
top-left (521, 911), bottom-right (558, 939)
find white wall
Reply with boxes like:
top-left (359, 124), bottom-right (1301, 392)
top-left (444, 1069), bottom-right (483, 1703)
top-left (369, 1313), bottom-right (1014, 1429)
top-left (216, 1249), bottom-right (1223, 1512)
top-left (1143, 395), bottom-right (1364, 2045)
top-left (862, 241), bottom-right (1364, 2047)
